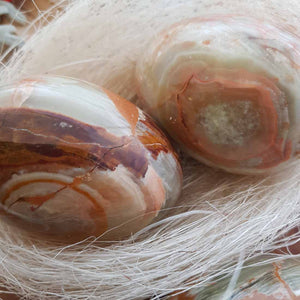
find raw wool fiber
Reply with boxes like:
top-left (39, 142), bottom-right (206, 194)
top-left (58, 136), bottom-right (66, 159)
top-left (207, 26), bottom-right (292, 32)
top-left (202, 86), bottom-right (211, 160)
top-left (0, 0), bottom-right (299, 299)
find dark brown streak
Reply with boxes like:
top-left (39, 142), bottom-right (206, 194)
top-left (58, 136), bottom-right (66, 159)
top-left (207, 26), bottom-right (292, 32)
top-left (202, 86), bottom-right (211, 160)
top-left (101, 140), bottom-right (133, 160)
top-left (7, 164), bottom-right (99, 211)
top-left (7, 185), bottom-right (67, 211)
top-left (0, 107), bottom-right (150, 179)
top-left (176, 75), bottom-right (195, 132)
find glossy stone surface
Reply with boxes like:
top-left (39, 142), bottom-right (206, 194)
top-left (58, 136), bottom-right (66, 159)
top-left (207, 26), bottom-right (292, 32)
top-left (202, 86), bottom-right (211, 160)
top-left (136, 16), bottom-right (300, 174)
top-left (0, 76), bottom-right (182, 241)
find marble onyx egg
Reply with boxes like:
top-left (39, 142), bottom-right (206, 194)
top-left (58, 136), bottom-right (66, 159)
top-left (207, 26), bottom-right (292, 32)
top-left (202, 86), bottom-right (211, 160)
top-left (0, 76), bottom-right (182, 241)
top-left (136, 16), bottom-right (300, 175)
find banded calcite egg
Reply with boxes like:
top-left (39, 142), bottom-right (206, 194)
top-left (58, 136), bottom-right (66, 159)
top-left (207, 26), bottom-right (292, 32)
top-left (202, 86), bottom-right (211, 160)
top-left (136, 16), bottom-right (300, 174)
top-left (0, 76), bottom-right (182, 240)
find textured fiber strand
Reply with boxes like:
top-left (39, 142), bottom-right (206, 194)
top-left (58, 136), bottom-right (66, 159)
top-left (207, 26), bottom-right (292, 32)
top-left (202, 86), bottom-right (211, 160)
top-left (0, 0), bottom-right (299, 299)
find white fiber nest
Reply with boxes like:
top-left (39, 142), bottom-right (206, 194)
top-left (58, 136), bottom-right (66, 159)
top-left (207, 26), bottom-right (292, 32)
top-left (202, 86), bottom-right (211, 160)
top-left (0, 0), bottom-right (299, 299)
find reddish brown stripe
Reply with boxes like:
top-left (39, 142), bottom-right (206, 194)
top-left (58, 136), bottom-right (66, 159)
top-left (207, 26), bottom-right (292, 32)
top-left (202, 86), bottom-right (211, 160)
top-left (0, 108), bottom-right (149, 178)
top-left (2, 177), bottom-right (108, 235)
top-left (104, 88), bottom-right (139, 135)
top-left (137, 113), bottom-right (173, 159)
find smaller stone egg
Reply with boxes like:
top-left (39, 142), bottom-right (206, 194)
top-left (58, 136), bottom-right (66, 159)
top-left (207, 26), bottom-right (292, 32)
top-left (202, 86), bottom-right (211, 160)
top-left (136, 16), bottom-right (300, 174)
top-left (0, 76), bottom-right (182, 241)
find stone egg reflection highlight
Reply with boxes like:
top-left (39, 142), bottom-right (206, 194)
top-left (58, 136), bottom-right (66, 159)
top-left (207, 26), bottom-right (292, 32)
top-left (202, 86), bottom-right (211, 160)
top-left (136, 16), bottom-right (300, 174)
top-left (0, 77), bottom-right (182, 240)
